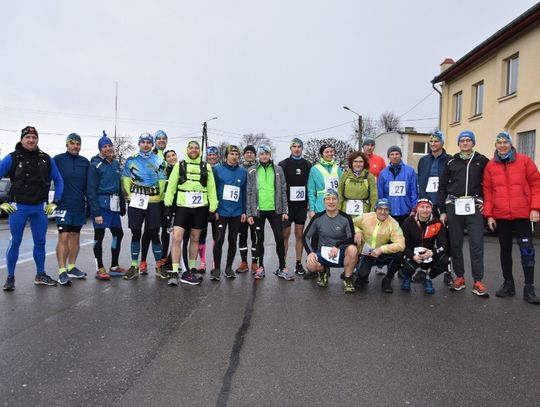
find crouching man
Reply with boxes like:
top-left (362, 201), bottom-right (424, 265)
top-left (382, 198), bottom-right (449, 294)
top-left (351, 198), bottom-right (405, 289)
top-left (302, 189), bottom-right (358, 292)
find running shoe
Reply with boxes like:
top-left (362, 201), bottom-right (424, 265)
top-left (168, 272), bottom-right (179, 286)
top-left (303, 270), bottom-right (318, 280)
top-left (495, 280), bottom-right (515, 297)
top-left (450, 276), bottom-right (466, 291)
top-left (295, 263), bottom-right (306, 275)
top-left (34, 273), bottom-right (58, 286)
top-left (181, 271), bottom-right (201, 285)
top-left (95, 268), bottom-right (110, 280)
top-left (210, 268), bottom-right (221, 281)
top-left (236, 261), bottom-right (249, 273)
top-left (443, 271), bottom-right (454, 286)
top-left (139, 260), bottom-right (148, 275)
top-left (523, 285), bottom-right (540, 304)
top-left (276, 267), bottom-right (295, 281)
top-left (155, 265), bottom-right (170, 280)
top-left (123, 266), bottom-right (140, 280)
top-left (67, 267), bottom-right (87, 279)
top-left (401, 277), bottom-right (411, 291)
top-left (317, 270), bottom-right (329, 287)
top-left (109, 266), bottom-right (127, 277)
top-left (224, 267), bottom-right (236, 279)
top-left (254, 267), bottom-right (265, 280)
top-left (374, 265), bottom-right (386, 275)
top-left (3, 276), bottom-right (15, 291)
top-left (381, 277), bottom-right (393, 293)
top-left (251, 263), bottom-right (259, 274)
top-left (343, 278), bottom-right (355, 293)
top-left (58, 272), bottom-right (72, 286)
top-left (472, 280), bottom-right (489, 297)
top-left (424, 278), bottom-right (435, 294)
top-left (196, 263), bottom-right (206, 274)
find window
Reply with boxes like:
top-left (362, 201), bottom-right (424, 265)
top-left (518, 130), bottom-right (536, 161)
top-left (453, 91), bottom-right (462, 123)
top-left (473, 81), bottom-right (484, 116)
top-left (505, 54), bottom-right (519, 95)
top-left (413, 141), bottom-right (428, 155)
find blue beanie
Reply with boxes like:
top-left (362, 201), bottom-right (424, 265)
top-left (457, 130), bottom-right (476, 145)
top-left (138, 132), bottom-right (154, 145)
top-left (495, 131), bottom-right (513, 144)
top-left (258, 144), bottom-right (272, 155)
top-left (154, 130), bottom-right (168, 139)
top-left (290, 137), bottom-right (304, 148)
top-left (98, 131), bottom-right (113, 150)
top-left (430, 130), bottom-right (445, 145)
top-left (207, 146), bottom-right (219, 155)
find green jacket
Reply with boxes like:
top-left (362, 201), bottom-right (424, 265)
top-left (338, 169), bottom-right (377, 214)
top-left (164, 143), bottom-right (218, 212)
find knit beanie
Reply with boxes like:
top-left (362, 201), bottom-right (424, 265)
top-left (362, 138), bottom-right (375, 147)
top-left (429, 130), bottom-right (445, 145)
top-left (243, 145), bottom-right (256, 155)
top-left (21, 126), bottom-right (38, 139)
top-left (66, 133), bottom-right (81, 144)
top-left (98, 131), bottom-right (113, 150)
top-left (457, 130), bottom-right (476, 145)
top-left (495, 131), bottom-right (513, 144)
top-left (387, 145), bottom-right (402, 157)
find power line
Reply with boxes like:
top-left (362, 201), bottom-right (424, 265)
top-left (399, 90), bottom-right (436, 118)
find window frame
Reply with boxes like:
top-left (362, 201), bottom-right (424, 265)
top-left (452, 91), bottom-right (463, 123)
top-left (505, 54), bottom-right (519, 96)
top-left (472, 81), bottom-right (484, 116)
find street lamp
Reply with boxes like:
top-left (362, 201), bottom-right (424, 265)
top-left (343, 106), bottom-right (363, 150)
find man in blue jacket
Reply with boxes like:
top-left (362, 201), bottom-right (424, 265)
top-left (53, 133), bottom-right (90, 285)
top-left (417, 131), bottom-right (450, 216)
top-left (0, 126), bottom-right (64, 291)
top-left (210, 145), bottom-right (247, 280)
top-left (377, 145), bottom-right (418, 225)
top-left (87, 132), bottom-right (127, 280)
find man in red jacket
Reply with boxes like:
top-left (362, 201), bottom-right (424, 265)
top-left (483, 131), bottom-right (540, 304)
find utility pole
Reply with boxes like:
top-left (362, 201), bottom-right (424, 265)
top-left (114, 81), bottom-right (118, 143)
top-left (343, 106), bottom-right (363, 150)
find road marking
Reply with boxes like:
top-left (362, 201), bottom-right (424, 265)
top-left (0, 240), bottom-right (94, 270)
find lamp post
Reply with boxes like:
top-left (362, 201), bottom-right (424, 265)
top-left (343, 106), bottom-right (363, 150)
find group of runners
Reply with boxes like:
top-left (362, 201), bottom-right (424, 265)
top-left (1, 125), bottom-right (539, 304)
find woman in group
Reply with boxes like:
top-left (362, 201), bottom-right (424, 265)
top-left (337, 151), bottom-right (377, 218)
top-left (483, 131), bottom-right (540, 304)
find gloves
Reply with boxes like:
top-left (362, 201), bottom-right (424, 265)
top-left (120, 205), bottom-right (126, 217)
top-left (44, 202), bottom-right (58, 216)
top-left (163, 206), bottom-right (173, 219)
top-left (0, 202), bottom-right (16, 215)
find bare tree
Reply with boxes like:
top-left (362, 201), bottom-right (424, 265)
top-left (379, 111), bottom-right (401, 132)
top-left (304, 137), bottom-right (353, 168)
top-left (113, 134), bottom-right (135, 168)
top-left (216, 141), bottom-right (229, 164)
top-left (239, 133), bottom-right (275, 155)
top-left (350, 115), bottom-right (378, 144)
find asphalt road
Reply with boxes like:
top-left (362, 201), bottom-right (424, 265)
top-left (0, 219), bottom-right (539, 406)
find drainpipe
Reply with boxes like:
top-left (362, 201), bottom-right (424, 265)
top-left (432, 82), bottom-right (442, 130)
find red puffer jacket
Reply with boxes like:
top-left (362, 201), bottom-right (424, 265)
top-left (483, 150), bottom-right (540, 220)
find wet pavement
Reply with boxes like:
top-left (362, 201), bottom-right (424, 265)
top-left (0, 219), bottom-right (538, 406)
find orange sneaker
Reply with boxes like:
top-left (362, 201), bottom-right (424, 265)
top-left (236, 261), bottom-right (249, 273)
top-left (251, 263), bottom-right (258, 274)
top-left (139, 261), bottom-right (148, 275)
top-left (451, 276), bottom-right (466, 291)
top-left (472, 280), bottom-right (489, 297)
top-left (95, 267), bottom-right (110, 280)
top-left (109, 266), bottom-right (127, 277)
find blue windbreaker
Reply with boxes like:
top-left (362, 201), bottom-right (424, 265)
top-left (213, 162), bottom-right (247, 217)
top-left (377, 162), bottom-right (418, 216)
top-left (54, 152), bottom-right (89, 211)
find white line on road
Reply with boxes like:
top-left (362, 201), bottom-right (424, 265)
top-left (0, 240), bottom-right (95, 270)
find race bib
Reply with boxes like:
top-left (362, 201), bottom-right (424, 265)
top-left (54, 210), bottom-right (67, 218)
top-left (389, 181), bottom-right (406, 196)
top-left (186, 191), bottom-right (204, 207)
top-left (129, 193), bottom-right (149, 210)
top-left (320, 246), bottom-right (340, 264)
top-left (110, 195), bottom-right (120, 212)
top-left (346, 200), bottom-right (363, 216)
top-left (324, 177), bottom-right (339, 191)
top-left (223, 185), bottom-right (240, 202)
top-left (425, 177), bottom-right (439, 193)
top-left (455, 197), bottom-right (475, 215)
top-left (290, 186), bottom-right (306, 202)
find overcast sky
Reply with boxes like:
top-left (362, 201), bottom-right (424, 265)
top-left (1, 0), bottom-right (538, 159)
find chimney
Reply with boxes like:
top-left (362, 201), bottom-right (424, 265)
top-left (440, 58), bottom-right (455, 72)
top-left (404, 127), bottom-right (416, 133)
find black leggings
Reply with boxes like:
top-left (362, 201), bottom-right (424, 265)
top-left (93, 227), bottom-right (123, 269)
top-left (238, 220), bottom-right (257, 263)
top-left (386, 251), bottom-right (449, 279)
top-left (496, 219), bottom-right (535, 285)
top-left (141, 214), bottom-right (169, 262)
top-left (254, 211), bottom-right (286, 269)
top-left (356, 253), bottom-right (400, 280)
top-left (213, 216), bottom-right (242, 269)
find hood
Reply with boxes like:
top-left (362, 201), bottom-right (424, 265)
top-left (185, 139), bottom-right (202, 164)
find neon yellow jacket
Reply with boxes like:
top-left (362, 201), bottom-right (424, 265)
top-left (353, 212), bottom-right (405, 254)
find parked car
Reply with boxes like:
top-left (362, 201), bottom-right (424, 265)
top-left (0, 178), bottom-right (57, 219)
